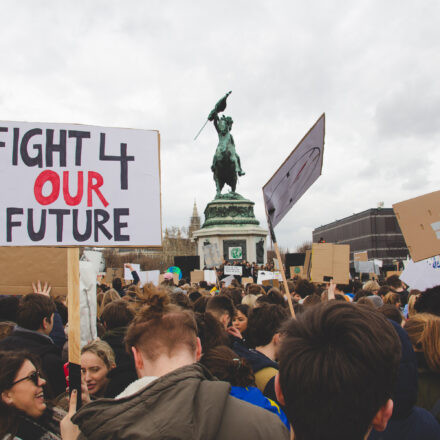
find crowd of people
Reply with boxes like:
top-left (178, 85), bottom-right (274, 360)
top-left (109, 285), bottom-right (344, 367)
top-left (0, 268), bottom-right (439, 439)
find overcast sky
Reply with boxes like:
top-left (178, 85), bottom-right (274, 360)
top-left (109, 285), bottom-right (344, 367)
top-left (1, 0), bottom-right (439, 251)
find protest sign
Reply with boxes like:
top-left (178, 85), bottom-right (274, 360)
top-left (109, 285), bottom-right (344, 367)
top-left (263, 114), bottom-right (325, 228)
top-left (400, 258), bottom-right (440, 290)
top-left (257, 270), bottom-right (274, 285)
top-left (262, 279), bottom-right (280, 288)
top-left (124, 263), bottom-right (141, 280)
top-left (224, 265), bottom-right (243, 276)
top-left (373, 258), bottom-right (383, 268)
top-left (310, 243), bottom-right (350, 284)
top-left (104, 267), bottom-right (123, 284)
top-left (354, 251), bottom-right (368, 262)
top-left (0, 247), bottom-right (68, 296)
top-left (393, 190), bottom-right (440, 262)
top-left (190, 270), bottom-right (204, 284)
top-left (145, 270), bottom-right (160, 286)
top-left (386, 271), bottom-right (402, 278)
top-left (222, 275), bottom-right (235, 287)
top-left (354, 260), bottom-right (378, 275)
top-left (0, 121), bottom-right (161, 247)
top-left (204, 270), bottom-right (217, 284)
top-left (229, 246), bottom-right (243, 260)
top-left (204, 243), bottom-right (222, 268)
top-left (241, 277), bottom-right (253, 286)
top-left (290, 266), bottom-right (304, 278)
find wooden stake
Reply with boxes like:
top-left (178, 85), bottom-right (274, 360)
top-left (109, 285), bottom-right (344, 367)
top-left (274, 241), bottom-right (295, 318)
top-left (67, 247), bottom-right (81, 408)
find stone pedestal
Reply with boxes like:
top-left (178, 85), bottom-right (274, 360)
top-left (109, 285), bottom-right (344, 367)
top-left (192, 193), bottom-right (268, 267)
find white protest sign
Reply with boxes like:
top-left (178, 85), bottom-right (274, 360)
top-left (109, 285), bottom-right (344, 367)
top-left (204, 270), bottom-right (217, 284)
top-left (204, 243), bottom-right (222, 268)
top-left (263, 114), bottom-right (325, 228)
top-left (224, 265), bottom-right (243, 276)
top-left (400, 258), bottom-right (440, 290)
top-left (146, 270), bottom-right (160, 286)
top-left (0, 121), bottom-right (161, 246)
top-left (124, 263), bottom-right (141, 280)
top-left (373, 259), bottom-right (383, 268)
top-left (221, 275), bottom-right (235, 287)
top-left (257, 270), bottom-right (274, 285)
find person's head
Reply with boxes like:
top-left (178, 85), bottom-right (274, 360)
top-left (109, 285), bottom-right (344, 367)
top-left (0, 295), bottom-right (20, 323)
top-left (353, 289), bottom-right (370, 302)
top-left (363, 280), bottom-right (380, 295)
top-left (0, 321), bottom-right (15, 340)
top-left (195, 312), bottom-right (230, 353)
top-left (97, 288), bottom-right (121, 317)
top-left (201, 345), bottom-right (254, 387)
top-left (112, 277), bottom-right (122, 291)
top-left (101, 300), bottom-right (134, 330)
top-left (233, 304), bottom-right (249, 334)
top-left (169, 291), bottom-right (192, 310)
top-left (294, 279), bottom-right (315, 299)
top-left (386, 275), bottom-right (403, 290)
top-left (276, 302), bottom-right (401, 440)
top-left (405, 313), bottom-right (440, 373)
top-left (378, 304), bottom-right (403, 325)
top-left (303, 294), bottom-right (321, 308)
top-left (241, 293), bottom-right (258, 308)
top-left (0, 351), bottom-right (47, 437)
top-left (193, 295), bottom-right (210, 314)
top-left (224, 287), bottom-right (243, 306)
top-left (188, 291), bottom-right (202, 304)
top-left (377, 285), bottom-right (391, 299)
top-left (17, 294), bottom-right (55, 335)
top-left (383, 292), bottom-right (401, 308)
top-left (81, 340), bottom-right (115, 397)
top-left (206, 295), bottom-right (235, 329)
top-left (407, 291), bottom-right (420, 318)
top-left (247, 304), bottom-right (289, 349)
top-left (247, 284), bottom-right (264, 296)
top-left (125, 291), bottom-right (200, 378)
top-left (414, 286), bottom-right (440, 316)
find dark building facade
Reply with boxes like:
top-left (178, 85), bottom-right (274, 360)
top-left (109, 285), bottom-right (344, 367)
top-left (312, 208), bottom-right (409, 269)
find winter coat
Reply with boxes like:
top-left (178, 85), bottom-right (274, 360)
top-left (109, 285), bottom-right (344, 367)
top-left (72, 363), bottom-right (289, 440)
top-left (368, 321), bottom-right (440, 440)
top-left (415, 351), bottom-right (440, 422)
top-left (0, 328), bottom-right (66, 398)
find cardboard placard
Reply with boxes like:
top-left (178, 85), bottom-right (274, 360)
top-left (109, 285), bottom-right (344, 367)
top-left (262, 279), bottom-right (280, 288)
top-left (393, 190), bottom-right (440, 262)
top-left (190, 270), bottom-right (204, 284)
top-left (310, 243), bottom-right (350, 284)
top-left (224, 265), bottom-right (243, 276)
top-left (303, 250), bottom-right (312, 279)
top-left (0, 247), bottom-right (68, 296)
top-left (386, 271), bottom-right (402, 278)
top-left (0, 121), bottom-right (161, 247)
top-left (290, 266), bottom-right (304, 278)
top-left (354, 251), bottom-right (368, 262)
top-left (241, 277), bottom-right (254, 286)
top-left (104, 268), bottom-right (124, 284)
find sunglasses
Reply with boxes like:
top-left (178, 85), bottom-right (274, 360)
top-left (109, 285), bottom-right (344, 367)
top-left (12, 370), bottom-right (42, 387)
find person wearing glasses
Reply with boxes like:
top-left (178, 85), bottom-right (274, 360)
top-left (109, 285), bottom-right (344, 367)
top-left (0, 351), bottom-right (65, 440)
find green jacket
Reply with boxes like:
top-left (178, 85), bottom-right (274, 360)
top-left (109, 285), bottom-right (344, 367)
top-left (72, 363), bottom-right (289, 440)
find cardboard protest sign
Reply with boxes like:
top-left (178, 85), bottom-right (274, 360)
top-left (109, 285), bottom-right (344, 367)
top-left (0, 121), bottom-right (161, 246)
top-left (203, 243), bottom-right (222, 268)
top-left (386, 271), bottom-right (402, 278)
top-left (354, 251), bottom-right (368, 262)
top-left (241, 277), bottom-right (253, 286)
top-left (224, 265), bottom-right (243, 276)
top-left (303, 250), bottom-right (312, 279)
top-left (262, 279), bottom-right (280, 288)
top-left (393, 190), bottom-right (440, 262)
top-left (263, 114), bottom-right (325, 228)
top-left (290, 266), bottom-right (304, 278)
top-left (310, 243), bottom-right (350, 284)
top-left (190, 270), bottom-right (204, 284)
top-left (104, 268), bottom-right (123, 284)
top-left (0, 247), bottom-right (68, 296)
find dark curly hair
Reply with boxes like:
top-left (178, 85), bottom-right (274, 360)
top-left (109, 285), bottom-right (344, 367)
top-left (415, 286), bottom-right (440, 316)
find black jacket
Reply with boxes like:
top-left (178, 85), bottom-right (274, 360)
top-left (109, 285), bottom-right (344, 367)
top-left (0, 327), bottom-right (66, 398)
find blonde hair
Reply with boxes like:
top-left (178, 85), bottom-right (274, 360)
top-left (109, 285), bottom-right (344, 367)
top-left (405, 313), bottom-right (440, 373)
top-left (242, 294), bottom-right (258, 308)
top-left (363, 280), bottom-right (380, 293)
top-left (383, 292), bottom-right (400, 306)
top-left (407, 294), bottom-right (420, 319)
top-left (81, 339), bottom-right (115, 369)
top-left (97, 288), bottom-right (121, 317)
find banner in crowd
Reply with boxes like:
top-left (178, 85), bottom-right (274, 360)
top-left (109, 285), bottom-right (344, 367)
top-left (0, 121), bottom-right (161, 246)
top-left (393, 190), bottom-right (440, 262)
top-left (310, 243), bottom-right (350, 284)
top-left (224, 265), bottom-right (243, 276)
top-left (400, 257), bottom-right (440, 290)
top-left (203, 243), bottom-right (222, 268)
top-left (263, 114), bottom-right (325, 228)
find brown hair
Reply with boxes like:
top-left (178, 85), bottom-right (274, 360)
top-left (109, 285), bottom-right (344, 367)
top-left (125, 290), bottom-right (197, 361)
top-left (101, 300), bottom-right (134, 330)
top-left (200, 345), bottom-right (255, 387)
top-left (383, 292), bottom-right (401, 307)
top-left (17, 294), bottom-right (56, 331)
top-left (405, 313), bottom-right (440, 373)
top-left (97, 288), bottom-right (121, 317)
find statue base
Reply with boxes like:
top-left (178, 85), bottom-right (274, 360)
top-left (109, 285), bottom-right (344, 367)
top-left (192, 192), bottom-right (268, 266)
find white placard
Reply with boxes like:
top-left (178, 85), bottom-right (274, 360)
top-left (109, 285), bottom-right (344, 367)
top-left (138, 269), bottom-right (160, 286)
top-left (257, 270), bottom-right (274, 285)
top-left (373, 259), bottom-right (383, 268)
top-left (400, 258), bottom-right (440, 290)
top-left (204, 270), bottom-right (217, 284)
top-left (221, 275), bottom-right (235, 287)
top-left (0, 121), bottom-right (161, 246)
top-left (124, 263), bottom-right (141, 280)
top-left (224, 265), bottom-right (243, 276)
